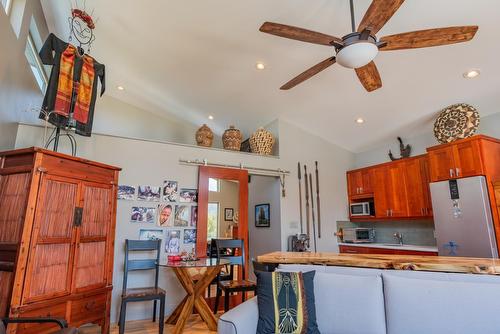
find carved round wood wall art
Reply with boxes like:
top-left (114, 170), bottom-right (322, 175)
top-left (433, 103), bottom-right (480, 144)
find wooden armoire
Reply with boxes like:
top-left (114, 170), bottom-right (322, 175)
top-left (0, 147), bottom-right (120, 334)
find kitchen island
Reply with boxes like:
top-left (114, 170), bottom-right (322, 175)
top-left (257, 251), bottom-right (500, 275)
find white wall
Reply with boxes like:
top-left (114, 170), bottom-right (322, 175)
top-left (92, 95), bottom-right (202, 146)
top-left (353, 111), bottom-right (500, 169)
top-left (0, 0), bottom-right (48, 150)
top-left (248, 175), bottom-right (281, 280)
top-left (15, 119), bottom-right (353, 323)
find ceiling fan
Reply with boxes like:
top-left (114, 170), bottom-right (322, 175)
top-left (259, 0), bottom-right (478, 92)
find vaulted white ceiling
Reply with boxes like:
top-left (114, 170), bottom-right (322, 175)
top-left (41, 0), bottom-right (500, 152)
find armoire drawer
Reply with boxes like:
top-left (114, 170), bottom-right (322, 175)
top-left (16, 302), bottom-right (67, 334)
top-left (70, 293), bottom-right (107, 326)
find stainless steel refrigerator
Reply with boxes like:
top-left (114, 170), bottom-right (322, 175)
top-left (430, 176), bottom-right (498, 258)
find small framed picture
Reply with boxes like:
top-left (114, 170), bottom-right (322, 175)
top-left (139, 229), bottom-right (163, 241)
top-left (118, 185), bottom-right (135, 200)
top-left (255, 204), bottom-right (270, 227)
top-left (224, 208), bottom-right (234, 221)
top-left (137, 185), bottom-right (161, 201)
top-left (179, 188), bottom-right (198, 203)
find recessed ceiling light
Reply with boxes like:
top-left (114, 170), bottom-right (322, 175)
top-left (117, 86), bottom-right (125, 91)
top-left (256, 62), bottom-right (265, 70)
top-left (355, 118), bottom-right (365, 124)
top-left (208, 115), bottom-right (214, 120)
top-left (463, 69), bottom-right (480, 79)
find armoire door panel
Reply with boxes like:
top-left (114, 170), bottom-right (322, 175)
top-left (0, 173), bottom-right (31, 243)
top-left (74, 241), bottom-right (106, 290)
top-left (37, 178), bottom-right (78, 239)
top-left (80, 184), bottom-right (112, 238)
top-left (24, 175), bottom-right (79, 302)
top-left (26, 243), bottom-right (72, 300)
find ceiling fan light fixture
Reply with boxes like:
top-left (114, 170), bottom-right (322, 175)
top-left (336, 42), bottom-right (379, 69)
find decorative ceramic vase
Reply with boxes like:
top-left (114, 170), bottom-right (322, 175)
top-left (222, 125), bottom-right (242, 151)
top-left (250, 127), bottom-right (275, 155)
top-left (434, 103), bottom-right (480, 144)
top-left (195, 124), bottom-right (214, 147)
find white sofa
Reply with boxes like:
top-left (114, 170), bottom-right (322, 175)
top-left (218, 264), bottom-right (500, 334)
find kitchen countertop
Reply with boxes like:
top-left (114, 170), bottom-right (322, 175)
top-left (338, 242), bottom-right (438, 253)
top-left (257, 252), bottom-right (500, 275)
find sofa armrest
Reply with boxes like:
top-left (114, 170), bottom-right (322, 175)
top-left (218, 297), bottom-right (258, 334)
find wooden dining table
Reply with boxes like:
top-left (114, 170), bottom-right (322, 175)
top-left (160, 258), bottom-right (229, 334)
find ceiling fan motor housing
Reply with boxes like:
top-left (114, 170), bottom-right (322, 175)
top-left (335, 32), bottom-right (379, 69)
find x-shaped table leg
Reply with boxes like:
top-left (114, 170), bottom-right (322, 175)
top-left (167, 265), bottom-right (223, 334)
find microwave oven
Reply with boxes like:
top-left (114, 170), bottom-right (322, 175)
top-left (350, 201), bottom-right (375, 216)
top-left (343, 227), bottom-right (375, 243)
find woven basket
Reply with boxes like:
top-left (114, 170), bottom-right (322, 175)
top-left (222, 125), bottom-right (242, 151)
top-left (195, 124), bottom-right (214, 147)
top-left (250, 127), bottom-right (275, 155)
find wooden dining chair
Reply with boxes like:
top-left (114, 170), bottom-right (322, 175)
top-left (213, 239), bottom-right (256, 313)
top-left (118, 240), bottom-right (165, 334)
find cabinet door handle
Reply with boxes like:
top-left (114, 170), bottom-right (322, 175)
top-left (421, 208), bottom-right (424, 215)
top-left (360, 187), bottom-right (363, 193)
top-left (345, 250), bottom-right (358, 253)
top-left (456, 168), bottom-right (460, 177)
top-left (449, 169), bottom-right (454, 178)
top-left (386, 210), bottom-right (389, 216)
top-left (390, 209), bottom-right (393, 217)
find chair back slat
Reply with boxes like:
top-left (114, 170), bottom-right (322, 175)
top-left (127, 239), bottom-right (160, 251)
top-left (122, 239), bottom-right (162, 293)
top-left (128, 259), bottom-right (157, 271)
top-left (219, 255), bottom-right (243, 266)
top-left (213, 238), bottom-right (246, 279)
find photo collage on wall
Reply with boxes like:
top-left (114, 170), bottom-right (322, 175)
top-left (118, 180), bottom-right (198, 254)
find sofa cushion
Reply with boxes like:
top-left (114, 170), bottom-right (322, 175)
top-left (383, 273), bottom-right (500, 334)
top-left (255, 270), bottom-right (319, 334)
top-left (277, 266), bottom-right (386, 334)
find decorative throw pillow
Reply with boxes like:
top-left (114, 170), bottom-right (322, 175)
top-left (255, 270), bottom-right (319, 334)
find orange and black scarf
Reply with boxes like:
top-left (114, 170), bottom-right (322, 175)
top-left (54, 44), bottom-right (95, 124)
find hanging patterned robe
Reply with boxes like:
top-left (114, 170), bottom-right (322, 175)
top-left (39, 33), bottom-right (105, 137)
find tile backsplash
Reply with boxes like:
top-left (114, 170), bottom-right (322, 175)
top-left (337, 220), bottom-right (436, 246)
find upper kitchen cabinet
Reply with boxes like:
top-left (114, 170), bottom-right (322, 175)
top-left (403, 156), bottom-right (433, 217)
top-left (347, 169), bottom-right (373, 197)
top-left (372, 162), bottom-right (408, 218)
top-left (427, 136), bottom-right (488, 181)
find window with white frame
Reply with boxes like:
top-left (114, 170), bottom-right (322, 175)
top-left (25, 32), bottom-right (48, 92)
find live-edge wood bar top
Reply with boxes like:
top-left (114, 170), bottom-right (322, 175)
top-left (257, 252), bottom-right (500, 275)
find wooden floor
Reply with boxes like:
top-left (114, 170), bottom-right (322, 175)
top-left (110, 316), bottom-right (217, 334)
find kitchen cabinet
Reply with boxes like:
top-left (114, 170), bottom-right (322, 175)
top-left (372, 163), bottom-right (408, 218)
top-left (403, 156), bottom-right (433, 217)
top-left (339, 245), bottom-right (438, 256)
top-left (427, 138), bottom-right (484, 182)
top-left (347, 169), bottom-right (373, 197)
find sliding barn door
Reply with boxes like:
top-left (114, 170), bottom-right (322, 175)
top-left (23, 175), bottom-right (79, 303)
top-left (72, 182), bottom-right (113, 291)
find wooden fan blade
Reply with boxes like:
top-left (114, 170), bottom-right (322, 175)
top-left (260, 22), bottom-right (342, 46)
top-left (355, 61), bottom-right (382, 92)
top-left (380, 26), bottom-right (478, 51)
top-left (358, 0), bottom-right (405, 34)
top-left (280, 57), bottom-right (336, 90)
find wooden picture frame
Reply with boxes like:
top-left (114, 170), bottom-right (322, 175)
top-left (255, 203), bottom-right (270, 227)
top-left (224, 208), bottom-right (234, 221)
